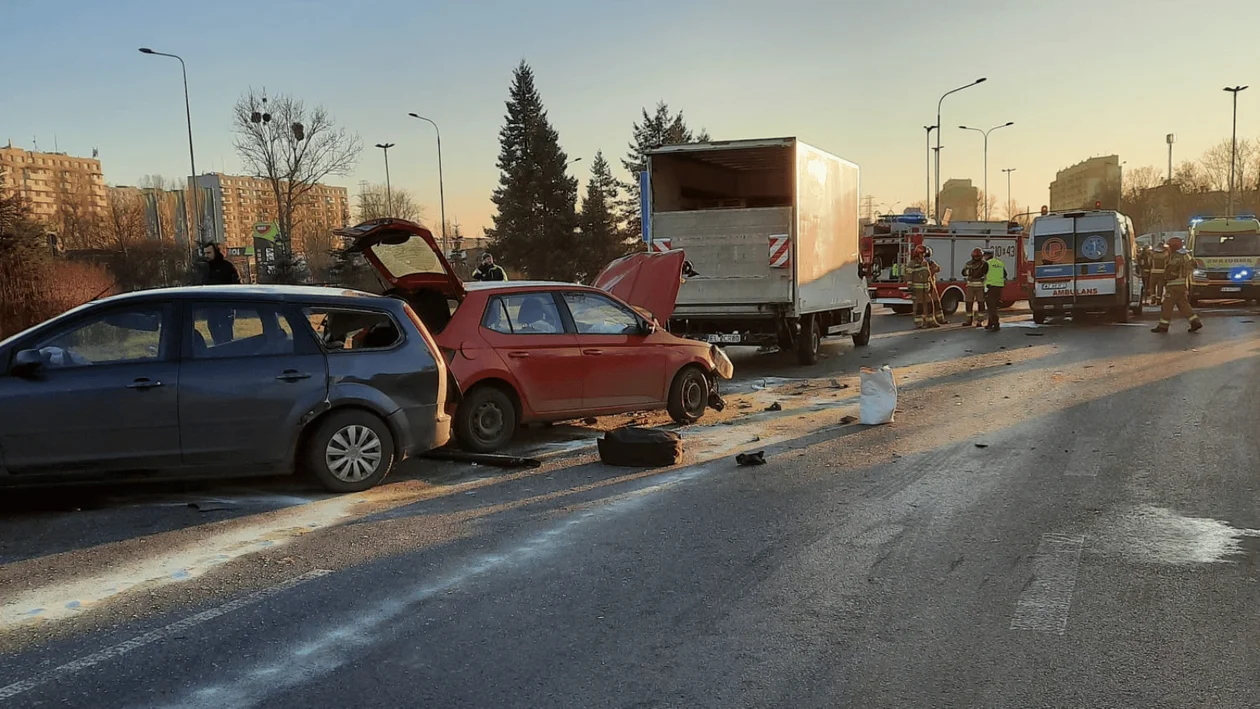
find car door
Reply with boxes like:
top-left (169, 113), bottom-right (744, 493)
top-left (558, 290), bottom-right (667, 410)
top-left (0, 302), bottom-right (181, 475)
top-left (177, 301), bottom-right (328, 467)
top-left (478, 293), bottom-right (583, 414)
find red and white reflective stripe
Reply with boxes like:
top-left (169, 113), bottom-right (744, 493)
top-left (651, 239), bottom-right (672, 253)
top-left (769, 234), bottom-right (791, 269)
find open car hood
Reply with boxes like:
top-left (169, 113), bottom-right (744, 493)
top-left (590, 250), bottom-right (686, 324)
top-left (335, 219), bottom-right (465, 298)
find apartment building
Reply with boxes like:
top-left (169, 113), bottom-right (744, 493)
top-left (192, 173), bottom-right (350, 249)
top-left (0, 144), bottom-right (107, 222)
top-left (1049, 155), bottom-right (1122, 211)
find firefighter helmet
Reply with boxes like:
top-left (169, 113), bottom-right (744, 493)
top-left (1167, 236), bottom-right (1184, 250)
top-left (912, 244), bottom-right (927, 257)
top-left (972, 247), bottom-right (983, 258)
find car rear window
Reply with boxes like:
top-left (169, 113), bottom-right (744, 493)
top-left (304, 308), bottom-right (401, 351)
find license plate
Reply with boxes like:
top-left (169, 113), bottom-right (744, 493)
top-left (1222, 287), bottom-right (1242, 293)
top-left (707, 334), bottom-right (741, 344)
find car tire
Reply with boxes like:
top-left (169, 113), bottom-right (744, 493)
top-left (852, 305), bottom-right (872, 346)
top-left (454, 385), bottom-right (518, 453)
top-left (796, 315), bottom-right (820, 366)
top-left (1032, 309), bottom-right (1047, 324)
top-left (306, 410), bottom-right (395, 493)
top-left (667, 366), bottom-right (709, 425)
top-left (889, 304), bottom-right (913, 315)
top-left (940, 290), bottom-right (961, 316)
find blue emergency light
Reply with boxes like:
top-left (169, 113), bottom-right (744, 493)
top-left (1230, 266), bottom-right (1253, 281)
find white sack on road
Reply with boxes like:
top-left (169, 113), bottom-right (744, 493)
top-left (859, 366), bottom-right (897, 425)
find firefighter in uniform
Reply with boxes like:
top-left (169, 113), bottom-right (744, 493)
top-left (983, 248), bottom-right (1006, 331)
top-left (1151, 236), bottom-right (1203, 334)
top-left (962, 247), bottom-right (988, 327)
top-left (1149, 242), bottom-right (1168, 305)
top-left (1138, 245), bottom-right (1153, 304)
top-left (924, 247), bottom-right (948, 325)
top-left (908, 245), bottom-right (938, 329)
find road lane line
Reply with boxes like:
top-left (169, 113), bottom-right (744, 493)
top-left (1009, 533), bottom-right (1084, 635)
top-left (0, 569), bottom-right (332, 703)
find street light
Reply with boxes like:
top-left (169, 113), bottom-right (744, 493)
top-left (959, 121), bottom-right (1014, 220)
top-left (374, 143), bottom-right (395, 216)
top-left (1224, 86), bottom-right (1248, 216)
top-left (139, 47), bottom-right (202, 247)
top-left (924, 126), bottom-right (936, 217)
top-left (407, 113), bottom-right (447, 251)
top-left (565, 157), bottom-right (583, 169)
top-left (1001, 168), bottom-right (1017, 222)
top-left (935, 78), bottom-right (987, 221)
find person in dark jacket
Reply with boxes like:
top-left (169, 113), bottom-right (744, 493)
top-left (202, 243), bottom-right (241, 285)
top-left (472, 252), bottom-right (508, 282)
top-left (201, 243), bottom-right (240, 345)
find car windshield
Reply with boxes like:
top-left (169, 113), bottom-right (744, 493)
top-left (1193, 233), bottom-right (1260, 256)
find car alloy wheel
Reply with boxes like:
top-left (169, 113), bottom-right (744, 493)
top-left (325, 424), bottom-right (383, 483)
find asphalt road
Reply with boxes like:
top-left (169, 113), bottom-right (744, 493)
top-left (3, 304), bottom-right (1259, 708)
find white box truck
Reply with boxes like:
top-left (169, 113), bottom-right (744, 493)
top-left (645, 137), bottom-right (871, 365)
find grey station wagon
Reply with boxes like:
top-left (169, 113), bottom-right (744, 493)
top-left (0, 285), bottom-right (453, 492)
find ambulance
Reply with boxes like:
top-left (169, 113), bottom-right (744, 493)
top-left (1187, 216), bottom-right (1260, 304)
top-left (1028, 207), bottom-right (1143, 323)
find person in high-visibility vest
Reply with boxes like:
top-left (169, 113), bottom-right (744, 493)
top-left (1149, 242), bottom-right (1168, 305)
top-left (962, 247), bottom-right (988, 327)
top-left (907, 245), bottom-right (938, 329)
top-left (1151, 236), bottom-right (1203, 334)
top-left (983, 248), bottom-right (1006, 331)
top-left (924, 247), bottom-right (948, 325)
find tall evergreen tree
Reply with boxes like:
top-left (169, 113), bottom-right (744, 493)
top-left (620, 102), bottom-right (710, 238)
top-left (576, 152), bottom-right (631, 282)
top-left (486, 61), bottom-right (579, 281)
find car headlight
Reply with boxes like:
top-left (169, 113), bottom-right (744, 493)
top-left (1192, 269), bottom-right (1206, 278)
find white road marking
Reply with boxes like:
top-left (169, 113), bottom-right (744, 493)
top-left (0, 570), bottom-right (332, 703)
top-left (1010, 533), bottom-right (1085, 635)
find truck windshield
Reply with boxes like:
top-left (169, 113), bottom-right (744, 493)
top-left (1194, 233), bottom-right (1260, 256)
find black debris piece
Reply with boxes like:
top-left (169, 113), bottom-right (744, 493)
top-left (735, 450), bottom-right (767, 466)
top-left (766, 402), bottom-right (783, 412)
top-left (423, 449), bottom-right (542, 469)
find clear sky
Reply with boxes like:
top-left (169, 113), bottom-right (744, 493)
top-left (4, 0), bottom-right (1259, 234)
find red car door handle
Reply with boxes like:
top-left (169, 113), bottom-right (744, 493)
top-left (507, 351), bottom-right (530, 359)
top-left (582, 349), bottom-right (603, 355)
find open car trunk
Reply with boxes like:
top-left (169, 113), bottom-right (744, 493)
top-left (337, 219), bottom-right (465, 334)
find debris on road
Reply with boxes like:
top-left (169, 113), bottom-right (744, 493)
top-left (582, 417), bottom-right (598, 425)
top-left (597, 427), bottom-right (683, 467)
top-left (1025, 332), bottom-right (1045, 337)
top-left (735, 450), bottom-right (767, 466)
top-left (187, 502), bottom-right (234, 513)
top-left (975, 443), bottom-right (989, 448)
top-left (766, 402), bottom-right (783, 412)
top-left (839, 415), bottom-right (857, 425)
top-left (422, 450), bottom-right (543, 469)
top-left (859, 366), bottom-right (897, 425)
top-left (830, 378), bottom-right (850, 389)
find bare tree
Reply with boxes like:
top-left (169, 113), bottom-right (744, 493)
top-left (974, 190), bottom-right (999, 221)
top-left (104, 188), bottom-right (147, 249)
top-left (233, 88), bottom-right (361, 282)
top-left (52, 171), bottom-right (103, 251)
top-left (354, 183), bottom-right (424, 223)
top-left (1199, 138), bottom-right (1257, 193)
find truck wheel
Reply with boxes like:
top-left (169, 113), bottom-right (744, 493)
top-left (940, 290), bottom-right (960, 316)
top-left (852, 305), bottom-right (872, 346)
top-left (667, 366), bottom-right (709, 425)
top-left (889, 304), bottom-right (913, 315)
top-left (796, 315), bottom-right (820, 366)
top-left (1032, 309), bottom-right (1047, 324)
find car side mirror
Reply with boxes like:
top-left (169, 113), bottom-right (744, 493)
top-left (12, 349), bottom-right (43, 377)
top-left (639, 319), bottom-right (657, 335)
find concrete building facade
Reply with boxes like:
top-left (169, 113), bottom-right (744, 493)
top-left (0, 144), bottom-right (107, 223)
top-left (192, 173), bottom-right (351, 250)
top-left (937, 178), bottom-right (979, 222)
top-left (1050, 155), bottom-right (1123, 211)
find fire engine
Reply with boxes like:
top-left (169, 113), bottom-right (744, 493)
top-left (861, 213), bottom-right (1032, 315)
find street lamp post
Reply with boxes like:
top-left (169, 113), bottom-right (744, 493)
top-left (1224, 86), bottom-right (1248, 216)
top-left (1002, 168), bottom-right (1016, 221)
top-left (935, 78), bottom-right (987, 222)
top-left (374, 143), bottom-right (396, 216)
top-left (139, 47), bottom-right (203, 247)
top-left (407, 113), bottom-right (447, 252)
top-left (959, 121), bottom-right (1014, 220)
top-left (924, 125), bottom-right (936, 217)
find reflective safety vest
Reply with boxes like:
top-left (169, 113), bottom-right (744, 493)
top-left (985, 257), bottom-right (1006, 287)
top-left (1151, 250), bottom-right (1168, 274)
top-left (964, 259), bottom-right (987, 285)
top-left (1164, 252), bottom-right (1192, 287)
top-left (891, 262), bottom-right (904, 278)
top-left (907, 259), bottom-right (931, 290)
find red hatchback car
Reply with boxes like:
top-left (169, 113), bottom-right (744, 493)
top-left (339, 219), bottom-right (734, 452)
